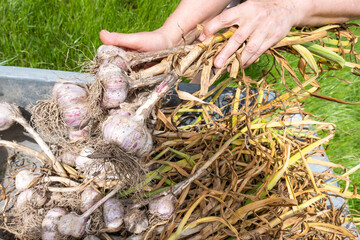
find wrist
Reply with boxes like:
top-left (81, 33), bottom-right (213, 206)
top-left (157, 23), bottom-right (184, 48)
top-left (288, 0), bottom-right (314, 26)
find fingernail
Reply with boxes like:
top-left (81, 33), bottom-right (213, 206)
top-left (216, 57), bottom-right (225, 68)
top-left (103, 30), bottom-right (110, 34)
top-left (199, 33), bottom-right (205, 41)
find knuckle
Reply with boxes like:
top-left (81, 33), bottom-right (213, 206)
top-left (217, 13), bottom-right (229, 25)
top-left (203, 22), bottom-right (217, 36)
top-left (232, 32), bottom-right (245, 45)
top-left (202, 26), bottom-right (212, 37)
top-left (245, 42), bottom-right (259, 54)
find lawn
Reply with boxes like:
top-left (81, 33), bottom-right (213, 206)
top-left (1, 0), bottom-right (360, 209)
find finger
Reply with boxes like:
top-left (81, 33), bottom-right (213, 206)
top-left (239, 30), bottom-right (268, 68)
top-left (242, 37), bottom-right (280, 68)
top-left (100, 30), bottom-right (141, 49)
top-left (242, 25), bottom-right (291, 68)
top-left (200, 7), bottom-right (242, 41)
top-left (214, 26), bottom-right (253, 68)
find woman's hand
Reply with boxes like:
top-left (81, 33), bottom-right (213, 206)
top-left (199, 0), bottom-right (301, 68)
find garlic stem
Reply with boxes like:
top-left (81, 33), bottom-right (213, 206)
top-left (12, 110), bottom-right (66, 177)
top-left (131, 60), bottom-right (171, 79)
top-left (43, 176), bottom-right (79, 187)
top-left (0, 139), bottom-right (47, 165)
top-left (136, 72), bottom-right (178, 119)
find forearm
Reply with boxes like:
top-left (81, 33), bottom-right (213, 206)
top-left (298, 0), bottom-right (360, 26)
top-left (160, 0), bottom-right (233, 45)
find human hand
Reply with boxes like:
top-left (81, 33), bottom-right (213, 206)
top-left (199, 0), bottom-right (302, 68)
top-left (99, 28), bottom-right (175, 53)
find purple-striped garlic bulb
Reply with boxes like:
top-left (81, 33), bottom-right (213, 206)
top-left (97, 63), bottom-right (130, 109)
top-left (102, 73), bottom-right (177, 157)
top-left (103, 198), bottom-right (125, 231)
top-left (102, 111), bottom-right (153, 157)
top-left (58, 184), bottom-right (123, 238)
top-left (96, 45), bottom-right (127, 70)
top-left (52, 82), bottom-right (90, 129)
top-left (42, 208), bottom-right (67, 240)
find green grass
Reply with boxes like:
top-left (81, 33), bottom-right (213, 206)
top-left (1, 0), bottom-right (360, 210)
top-left (0, 0), bottom-right (180, 70)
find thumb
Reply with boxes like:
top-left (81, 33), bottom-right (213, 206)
top-left (99, 30), bottom-right (141, 49)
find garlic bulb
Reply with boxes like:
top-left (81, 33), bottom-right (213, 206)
top-left (80, 186), bottom-right (102, 213)
top-left (42, 207), bottom-right (67, 240)
top-left (16, 188), bottom-right (47, 209)
top-left (98, 63), bottom-right (130, 109)
top-left (75, 147), bottom-right (96, 169)
top-left (124, 209), bottom-right (149, 234)
top-left (59, 152), bottom-right (76, 167)
top-left (102, 73), bottom-right (177, 157)
top-left (52, 82), bottom-right (90, 129)
top-left (0, 102), bottom-right (16, 131)
top-left (149, 195), bottom-right (175, 220)
top-left (102, 112), bottom-right (152, 157)
top-left (103, 198), bottom-right (125, 231)
top-left (96, 45), bottom-right (127, 70)
top-left (57, 212), bottom-right (88, 238)
top-left (15, 169), bottom-right (39, 192)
